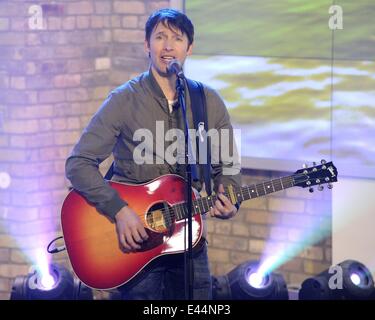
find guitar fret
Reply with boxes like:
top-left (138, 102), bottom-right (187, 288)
top-left (273, 179), bottom-right (281, 191)
top-left (243, 187), bottom-right (248, 200)
top-left (256, 183), bottom-right (265, 196)
top-left (195, 199), bottom-right (200, 213)
top-left (282, 177), bottom-right (293, 188)
top-left (175, 202), bottom-right (203, 221)
top-left (263, 181), bottom-right (273, 194)
top-left (278, 179), bottom-right (284, 190)
top-left (197, 199), bottom-right (203, 213)
top-left (204, 197), bottom-right (208, 211)
top-left (173, 205), bottom-right (178, 220)
top-left (204, 198), bottom-right (209, 212)
top-left (263, 182), bottom-right (268, 194)
top-left (236, 187), bottom-right (243, 203)
top-left (181, 204), bottom-right (185, 219)
top-left (200, 198), bottom-right (206, 213)
top-left (177, 204), bottom-right (182, 220)
top-left (203, 198), bottom-right (210, 212)
top-left (247, 186), bottom-right (252, 199)
top-left (271, 179), bottom-right (278, 191)
top-left (196, 200), bottom-right (200, 213)
top-left (206, 196), bottom-right (211, 210)
top-left (206, 197), bottom-right (211, 211)
top-left (250, 185), bottom-right (258, 197)
top-left (270, 180), bottom-right (276, 192)
top-left (202, 198), bottom-right (207, 212)
top-left (240, 187), bottom-right (245, 202)
top-left (209, 195), bottom-right (216, 209)
top-left (181, 204), bottom-right (186, 219)
top-left (172, 172), bottom-right (313, 222)
top-left (272, 179), bottom-right (281, 192)
top-left (211, 196), bottom-right (215, 208)
top-left (182, 204), bottom-right (187, 218)
top-left (280, 178), bottom-right (286, 189)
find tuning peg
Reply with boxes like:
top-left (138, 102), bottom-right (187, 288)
top-left (321, 159), bottom-right (327, 164)
top-left (313, 162), bottom-right (317, 166)
top-left (318, 185), bottom-right (324, 191)
top-left (327, 183), bottom-right (333, 189)
top-left (302, 163), bottom-right (308, 169)
top-left (309, 187), bottom-right (314, 193)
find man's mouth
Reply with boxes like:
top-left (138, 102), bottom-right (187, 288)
top-left (161, 55), bottom-right (176, 63)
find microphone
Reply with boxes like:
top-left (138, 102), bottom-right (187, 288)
top-left (167, 59), bottom-right (185, 78)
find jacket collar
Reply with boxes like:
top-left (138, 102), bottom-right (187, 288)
top-left (144, 68), bottom-right (167, 99)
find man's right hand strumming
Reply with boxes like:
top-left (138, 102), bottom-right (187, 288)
top-left (115, 206), bottom-right (149, 252)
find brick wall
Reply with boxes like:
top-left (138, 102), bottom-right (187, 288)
top-left (0, 0), bottom-right (169, 300)
top-left (0, 0), bottom-right (331, 300)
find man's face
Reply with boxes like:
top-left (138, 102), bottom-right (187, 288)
top-left (145, 22), bottom-right (193, 77)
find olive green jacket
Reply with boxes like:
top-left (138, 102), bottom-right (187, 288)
top-left (65, 69), bottom-right (241, 220)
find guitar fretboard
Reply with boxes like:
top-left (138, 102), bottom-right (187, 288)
top-left (172, 175), bottom-right (295, 221)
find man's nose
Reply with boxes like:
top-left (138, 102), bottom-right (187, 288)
top-left (163, 39), bottom-right (174, 51)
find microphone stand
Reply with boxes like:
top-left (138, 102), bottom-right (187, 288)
top-left (175, 74), bottom-right (195, 300)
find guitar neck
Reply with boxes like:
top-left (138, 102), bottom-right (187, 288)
top-left (173, 175), bottom-right (295, 221)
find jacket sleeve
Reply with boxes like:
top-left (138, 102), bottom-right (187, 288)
top-left (65, 92), bottom-right (128, 220)
top-left (204, 86), bottom-right (242, 197)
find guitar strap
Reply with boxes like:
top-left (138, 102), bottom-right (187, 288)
top-left (185, 79), bottom-right (212, 196)
top-left (104, 161), bottom-right (114, 180)
top-left (104, 79), bottom-right (212, 196)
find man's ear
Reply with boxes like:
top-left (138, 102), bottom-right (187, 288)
top-left (144, 40), bottom-right (150, 57)
top-left (187, 43), bottom-right (193, 56)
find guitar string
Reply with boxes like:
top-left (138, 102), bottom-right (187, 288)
top-left (152, 175), bottom-right (303, 227)
top-left (159, 169), bottom-right (329, 225)
top-left (157, 175), bottom-right (298, 226)
top-left (156, 170), bottom-right (326, 226)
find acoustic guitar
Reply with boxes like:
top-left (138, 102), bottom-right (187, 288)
top-left (61, 160), bottom-right (338, 289)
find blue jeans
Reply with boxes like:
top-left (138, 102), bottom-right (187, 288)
top-left (118, 240), bottom-right (212, 300)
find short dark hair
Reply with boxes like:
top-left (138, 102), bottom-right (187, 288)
top-left (145, 8), bottom-right (194, 47)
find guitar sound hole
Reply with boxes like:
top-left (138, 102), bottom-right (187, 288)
top-left (146, 202), bottom-right (174, 233)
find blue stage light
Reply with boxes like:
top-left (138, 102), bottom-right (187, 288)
top-left (299, 259), bottom-right (375, 300)
top-left (10, 263), bottom-right (93, 300)
top-left (212, 260), bottom-right (288, 300)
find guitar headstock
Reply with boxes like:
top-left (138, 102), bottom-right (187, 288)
top-left (293, 160), bottom-right (338, 191)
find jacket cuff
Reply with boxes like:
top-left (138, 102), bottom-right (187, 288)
top-left (102, 195), bottom-right (128, 220)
